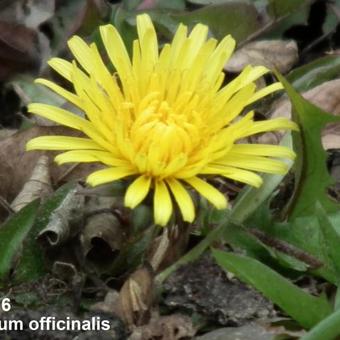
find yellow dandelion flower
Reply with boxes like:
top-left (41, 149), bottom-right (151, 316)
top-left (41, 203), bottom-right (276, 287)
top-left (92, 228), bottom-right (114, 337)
top-left (26, 14), bottom-right (297, 226)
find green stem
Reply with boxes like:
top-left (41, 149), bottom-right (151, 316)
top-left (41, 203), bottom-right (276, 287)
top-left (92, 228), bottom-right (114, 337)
top-left (300, 309), bottom-right (340, 340)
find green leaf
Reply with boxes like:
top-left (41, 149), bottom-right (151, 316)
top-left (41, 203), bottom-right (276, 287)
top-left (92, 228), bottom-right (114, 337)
top-left (259, 1), bottom-right (310, 40)
top-left (14, 183), bottom-right (77, 283)
top-left (122, 0), bottom-right (142, 11)
top-left (156, 0), bottom-right (185, 10)
top-left (212, 249), bottom-right (332, 329)
top-left (315, 202), bottom-right (340, 279)
top-left (276, 73), bottom-right (340, 219)
top-left (0, 200), bottom-right (40, 281)
top-left (172, 1), bottom-right (262, 42)
top-left (287, 56), bottom-right (340, 92)
top-left (300, 309), bottom-right (340, 340)
top-left (267, 0), bottom-right (312, 17)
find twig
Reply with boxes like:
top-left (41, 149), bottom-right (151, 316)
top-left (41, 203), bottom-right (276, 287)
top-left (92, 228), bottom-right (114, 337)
top-left (56, 163), bottom-right (80, 184)
top-left (248, 228), bottom-right (323, 269)
top-left (0, 195), bottom-right (14, 214)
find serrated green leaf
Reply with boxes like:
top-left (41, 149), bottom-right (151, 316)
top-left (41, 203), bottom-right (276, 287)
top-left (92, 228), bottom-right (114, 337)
top-left (212, 249), bottom-right (332, 329)
top-left (0, 200), bottom-right (40, 281)
top-left (276, 73), bottom-right (340, 219)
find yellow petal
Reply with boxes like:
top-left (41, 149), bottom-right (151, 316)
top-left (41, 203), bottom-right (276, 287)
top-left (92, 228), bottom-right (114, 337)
top-left (167, 178), bottom-right (195, 223)
top-left (137, 14), bottom-right (158, 67)
top-left (240, 118), bottom-right (299, 138)
top-left (99, 24), bottom-right (132, 79)
top-left (28, 104), bottom-right (117, 154)
top-left (26, 136), bottom-right (103, 151)
top-left (218, 83), bottom-right (256, 127)
top-left (154, 180), bottom-right (173, 226)
top-left (55, 150), bottom-right (129, 167)
top-left (221, 153), bottom-right (289, 174)
top-left (86, 168), bottom-right (135, 186)
top-left (184, 177), bottom-right (227, 209)
top-left (125, 175), bottom-right (151, 209)
top-left (68, 36), bottom-right (94, 75)
top-left (221, 169), bottom-right (263, 188)
top-left (28, 103), bottom-right (90, 131)
top-left (231, 144), bottom-right (296, 160)
top-left (246, 82), bottom-right (283, 105)
top-left (168, 23), bottom-right (188, 66)
top-left (48, 58), bottom-right (73, 81)
top-left (205, 34), bottom-right (235, 84)
top-left (200, 165), bottom-right (263, 188)
top-left (35, 78), bottom-right (83, 108)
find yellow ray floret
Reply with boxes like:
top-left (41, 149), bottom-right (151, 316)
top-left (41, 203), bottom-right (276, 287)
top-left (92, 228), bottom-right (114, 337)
top-left (26, 14), bottom-right (298, 226)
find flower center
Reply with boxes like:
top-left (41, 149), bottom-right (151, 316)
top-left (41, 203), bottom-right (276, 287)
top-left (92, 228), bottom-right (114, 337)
top-left (127, 92), bottom-right (205, 177)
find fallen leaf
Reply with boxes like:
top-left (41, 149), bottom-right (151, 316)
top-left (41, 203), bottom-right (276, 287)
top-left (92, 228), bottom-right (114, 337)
top-left (81, 196), bottom-right (125, 267)
top-left (0, 126), bottom-right (102, 205)
top-left (148, 224), bottom-right (192, 272)
top-left (11, 155), bottom-right (52, 212)
top-left (226, 40), bottom-right (298, 74)
top-left (0, 21), bottom-right (40, 81)
top-left (118, 266), bottom-right (154, 327)
top-left (37, 184), bottom-right (84, 247)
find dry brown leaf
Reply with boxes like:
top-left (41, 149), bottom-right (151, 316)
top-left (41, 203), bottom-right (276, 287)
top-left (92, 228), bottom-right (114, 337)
top-left (37, 184), bottom-right (84, 247)
top-left (147, 224), bottom-right (191, 272)
top-left (0, 21), bottom-right (40, 81)
top-left (226, 40), bottom-right (298, 74)
top-left (148, 228), bottom-right (171, 272)
top-left (129, 313), bottom-right (196, 340)
top-left (11, 154), bottom-right (52, 212)
top-left (0, 126), bottom-right (102, 203)
top-left (0, 129), bottom-right (16, 141)
top-left (258, 79), bottom-right (340, 149)
top-left (81, 196), bottom-right (125, 265)
top-left (118, 266), bottom-right (154, 327)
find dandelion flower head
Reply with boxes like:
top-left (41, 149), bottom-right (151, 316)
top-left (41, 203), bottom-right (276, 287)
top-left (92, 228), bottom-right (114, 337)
top-left (26, 14), bottom-right (297, 226)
